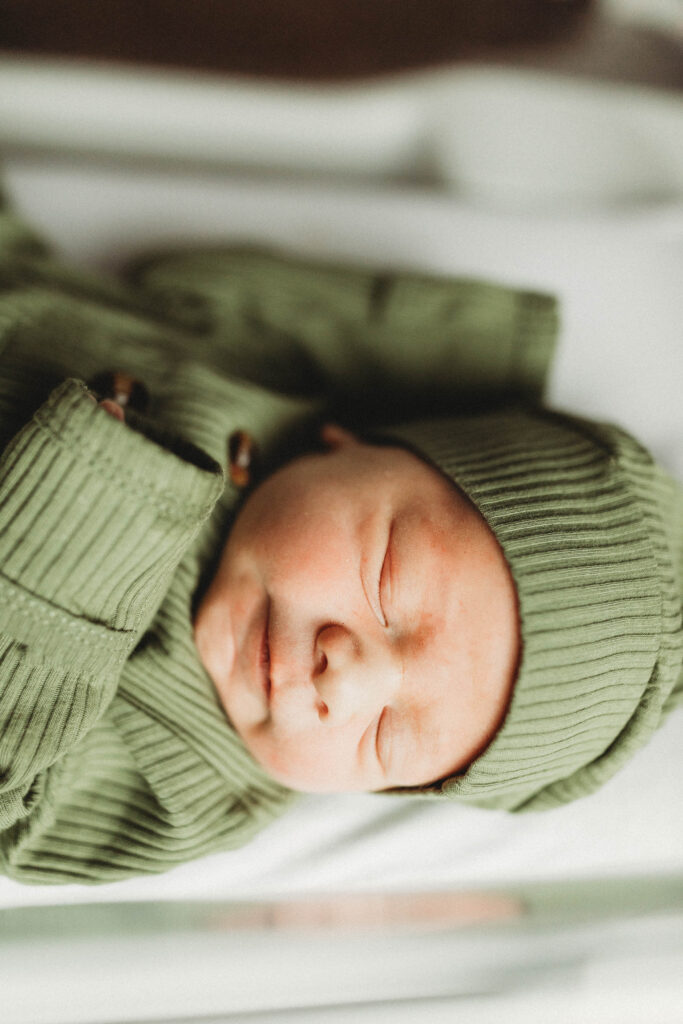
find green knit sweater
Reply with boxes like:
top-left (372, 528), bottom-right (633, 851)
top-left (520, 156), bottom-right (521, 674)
top-left (0, 196), bottom-right (559, 883)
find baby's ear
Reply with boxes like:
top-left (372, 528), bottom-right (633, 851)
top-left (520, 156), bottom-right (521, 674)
top-left (320, 423), bottom-right (358, 451)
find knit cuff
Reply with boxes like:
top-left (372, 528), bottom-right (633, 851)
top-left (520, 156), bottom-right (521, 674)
top-left (0, 378), bottom-right (224, 647)
top-left (509, 290), bottom-right (559, 401)
top-left (374, 275), bottom-right (558, 404)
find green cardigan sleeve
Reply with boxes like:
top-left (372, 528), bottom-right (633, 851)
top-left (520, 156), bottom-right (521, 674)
top-left (0, 379), bottom-right (224, 836)
top-left (125, 248), bottom-right (559, 424)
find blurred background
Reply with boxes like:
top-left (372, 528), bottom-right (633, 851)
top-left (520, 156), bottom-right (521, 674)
top-left (0, 0), bottom-right (681, 211)
top-left (0, 0), bottom-right (681, 86)
top-left (1, 4), bottom-right (682, 1024)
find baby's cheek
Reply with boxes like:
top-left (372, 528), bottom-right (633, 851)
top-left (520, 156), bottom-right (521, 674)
top-left (256, 728), bottom-right (340, 792)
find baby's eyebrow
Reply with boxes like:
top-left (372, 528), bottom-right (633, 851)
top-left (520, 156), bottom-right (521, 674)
top-left (359, 555), bottom-right (378, 623)
top-left (359, 515), bottom-right (392, 626)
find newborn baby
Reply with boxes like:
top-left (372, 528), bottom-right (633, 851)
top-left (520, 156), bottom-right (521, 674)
top-left (195, 407), bottom-right (683, 812)
top-left (195, 424), bottom-right (520, 793)
top-left (0, 195), bottom-right (680, 883)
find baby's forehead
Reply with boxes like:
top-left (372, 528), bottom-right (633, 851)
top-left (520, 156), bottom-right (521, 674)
top-left (260, 424), bottom-right (479, 545)
top-left (362, 434), bottom-right (475, 511)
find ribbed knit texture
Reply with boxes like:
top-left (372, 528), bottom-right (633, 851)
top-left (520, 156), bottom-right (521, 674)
top-left (0, 195), bottom-right (561, 883)
top-left (390, 409), bottom-right (683, 810)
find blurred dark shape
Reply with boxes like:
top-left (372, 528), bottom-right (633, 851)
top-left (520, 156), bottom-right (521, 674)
top-left (87, 371), bottom-right (150, 414)
top-left (0, 0), bottom-right (593, 80)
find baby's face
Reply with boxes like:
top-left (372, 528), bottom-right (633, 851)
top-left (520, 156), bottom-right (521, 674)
top-left (194, 425), bottom-right (519, 792)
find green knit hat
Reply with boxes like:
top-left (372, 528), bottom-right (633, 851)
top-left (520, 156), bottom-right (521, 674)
top-left (387, 405), bottom-right (683, 810)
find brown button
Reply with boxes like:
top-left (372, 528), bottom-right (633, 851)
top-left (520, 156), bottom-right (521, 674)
top-left (228, 430), bottom-right (258, 489)
top-left (88, 370), bottom-right (149, 413)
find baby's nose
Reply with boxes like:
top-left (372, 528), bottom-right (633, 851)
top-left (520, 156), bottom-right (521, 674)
top-left (314, 624), bottom-right (394, 724)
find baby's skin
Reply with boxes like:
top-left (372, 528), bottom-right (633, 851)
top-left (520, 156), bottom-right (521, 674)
top-left (194, 425), bottom-right (520, 793)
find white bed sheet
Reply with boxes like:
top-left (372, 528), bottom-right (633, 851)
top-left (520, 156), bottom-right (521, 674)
top-left (0, 159), bottom-right (681, 911)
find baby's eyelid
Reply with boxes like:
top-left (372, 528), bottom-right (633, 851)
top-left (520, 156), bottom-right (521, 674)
top-left (377, 526), bottom-right (393, 627)
top-left (374, 707), bottom-right (388, 768)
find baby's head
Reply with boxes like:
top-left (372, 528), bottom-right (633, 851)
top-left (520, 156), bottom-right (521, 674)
top-left (195, 423), bottom-right (519, 793)
top-left (195, 407), bottom-right (683, 810)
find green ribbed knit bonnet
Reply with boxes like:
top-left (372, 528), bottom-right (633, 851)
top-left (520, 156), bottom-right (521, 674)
top-left (387, 405), bottom-right (683, 811)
